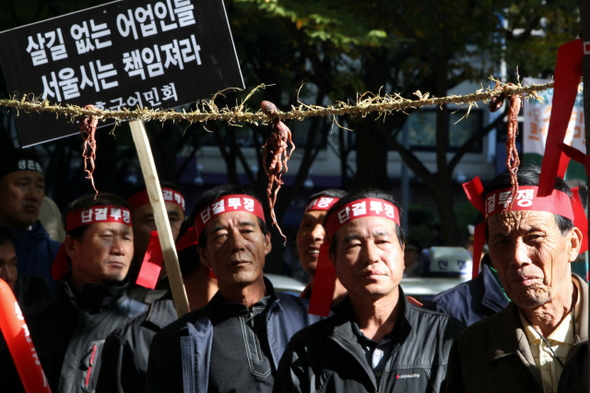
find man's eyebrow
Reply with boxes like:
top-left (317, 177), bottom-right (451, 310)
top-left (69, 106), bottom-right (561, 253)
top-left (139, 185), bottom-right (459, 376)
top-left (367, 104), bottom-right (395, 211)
top-left (372, 231), bottom-right (389, 237)
top-left (238, 220), bottom-right (256, 227)
top-left (342, 233), bottom-right (361, 243)
top-left (210, 225), bottom-right (227, 233)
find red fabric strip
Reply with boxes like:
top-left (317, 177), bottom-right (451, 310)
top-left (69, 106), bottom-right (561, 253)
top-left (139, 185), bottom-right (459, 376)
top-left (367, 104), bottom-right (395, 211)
top-left (66, 205), bottom-right (132, 232)
top-left (126, 188), bottom-right (186, 212)
top-left (51, 244), bottom-right (69, 281)
top-left (176, 226), bottom-right (198, 251)
top-left (484, 187), bottom-right (574, 221)
top-left (308, 243), bottom-right (335, 317)
top-left (462, 177), bottom-right (485, 214)
top-left (538, 39), bottom-right (583, 196)
top-left (304, 197), bottom-right (340, 213)
top-left (135, 231), bottom-right (164, 290)
top-left (194, 194), bottom-right (265, 239)
top-left (325, 198), bottom-right (400, 240)
top-left (472, 223), bottom-right (485, 279)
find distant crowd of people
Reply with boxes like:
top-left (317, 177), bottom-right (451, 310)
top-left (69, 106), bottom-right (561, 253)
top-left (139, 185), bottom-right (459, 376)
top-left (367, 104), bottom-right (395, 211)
top-left (0, 147), bottom-right (586, 393)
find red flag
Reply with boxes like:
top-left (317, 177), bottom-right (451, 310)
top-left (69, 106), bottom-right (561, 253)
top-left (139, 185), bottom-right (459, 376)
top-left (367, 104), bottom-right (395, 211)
top-left (0, 280), bottom-right (52, 393)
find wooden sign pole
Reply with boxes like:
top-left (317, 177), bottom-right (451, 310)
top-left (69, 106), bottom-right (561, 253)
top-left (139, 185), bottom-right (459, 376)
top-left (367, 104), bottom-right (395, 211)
top-left (129, 119), bottom-right (190, 317)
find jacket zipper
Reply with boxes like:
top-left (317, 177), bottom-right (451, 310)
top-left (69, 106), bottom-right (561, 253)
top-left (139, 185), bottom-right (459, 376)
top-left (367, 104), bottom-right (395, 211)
top-left (85, 345), bottom-right (97, 387)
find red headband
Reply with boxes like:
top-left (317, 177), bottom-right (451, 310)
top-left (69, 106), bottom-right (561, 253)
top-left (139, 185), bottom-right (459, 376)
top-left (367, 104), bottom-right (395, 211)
top-left (325, 198), bottom-right (400, 240)
top-left (126, 188), bottom-right (185, 212)
top-left (66, 205), bottom-right (132, 232)
top-left (304, 196), bottom-right (340, 213)
top-left (463, 177), bottom-right (588, 279)
top-left (52, 205), bottom-right (133, 281)
top-left (194, 194), bottom-right (265, 239)
top-left (484, 186), bottom-right (574, 221)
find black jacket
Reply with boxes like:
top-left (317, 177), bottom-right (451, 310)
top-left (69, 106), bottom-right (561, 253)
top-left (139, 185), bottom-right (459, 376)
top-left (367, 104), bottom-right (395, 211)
top-left (145, 278), bottom-right (323, 393)
top-left (274, 288), bottom-right (465, 393)
top-left (96, 296), bottom-right (177, 393)
top-left (0, 278), bottom-right (147, 393)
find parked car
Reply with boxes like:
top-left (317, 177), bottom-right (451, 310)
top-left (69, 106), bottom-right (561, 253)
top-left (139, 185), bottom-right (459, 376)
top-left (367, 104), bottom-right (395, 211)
top-left (266, 273), bottom-right (307, 297)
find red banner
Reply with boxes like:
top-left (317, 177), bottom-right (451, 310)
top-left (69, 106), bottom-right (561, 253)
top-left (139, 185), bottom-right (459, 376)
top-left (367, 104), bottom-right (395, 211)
top-left (0, 280), bottom-right (51, 393)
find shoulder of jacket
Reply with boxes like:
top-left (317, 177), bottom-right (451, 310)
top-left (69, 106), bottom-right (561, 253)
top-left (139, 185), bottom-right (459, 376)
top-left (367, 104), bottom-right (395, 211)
top-left (455, 304), bottom-right (511, 342)
top-left (406, 303), bottom-right (466, 333)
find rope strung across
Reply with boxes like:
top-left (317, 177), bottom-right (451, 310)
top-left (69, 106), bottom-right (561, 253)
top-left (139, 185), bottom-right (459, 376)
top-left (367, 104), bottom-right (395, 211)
top-left (0, 79), bottom-right (555, 127)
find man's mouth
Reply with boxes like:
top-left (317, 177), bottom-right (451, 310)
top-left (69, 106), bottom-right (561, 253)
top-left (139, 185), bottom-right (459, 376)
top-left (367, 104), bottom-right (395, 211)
top-left (510, 275), bottom-right (542, 287)
top-left (360, 269), bottom-right (386, 278)
top-left (22, 205), bottom-right (38, 214)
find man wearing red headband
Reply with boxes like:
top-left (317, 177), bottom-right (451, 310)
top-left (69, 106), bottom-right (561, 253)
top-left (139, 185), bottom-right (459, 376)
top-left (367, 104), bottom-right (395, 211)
top-left (0, 193), bottom-right (148, 393)
top-left (446, 166), bottom-right (588, 393)
top-left (125, 181), bottom-right (186, 304)
top-left (297, 189), bottom-right (347, 304)
top-left (275, 189), bottom-right (464, 393)
top-left (145, 184), bottom-right (322, 393)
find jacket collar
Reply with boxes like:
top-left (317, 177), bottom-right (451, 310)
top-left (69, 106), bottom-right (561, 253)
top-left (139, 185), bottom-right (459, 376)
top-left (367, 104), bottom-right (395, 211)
top-left (485, 274), bottom-right (588, 388)
top-left (327, 286), bottom-right (414, 388)
top-left (205, 276), bottom-right (280, 322)
top-left (480, 262), bottom-right (510, 311)
top-left (573, 274), bottom-right (588, 343)
top-left (61, 276), bottom-right (130, 313)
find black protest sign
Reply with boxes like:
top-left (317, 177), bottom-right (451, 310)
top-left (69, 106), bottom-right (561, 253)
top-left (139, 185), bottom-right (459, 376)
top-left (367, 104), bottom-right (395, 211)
top-left (0, 0), bottom-right (244, 147)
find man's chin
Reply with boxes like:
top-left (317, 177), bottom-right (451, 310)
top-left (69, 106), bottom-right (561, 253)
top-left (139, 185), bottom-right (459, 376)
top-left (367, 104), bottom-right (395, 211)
top-left (509, 285), bottom-right (551, 309)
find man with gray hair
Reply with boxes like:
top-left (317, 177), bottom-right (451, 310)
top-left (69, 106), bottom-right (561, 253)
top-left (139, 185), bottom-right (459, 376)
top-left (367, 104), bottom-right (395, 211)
top-left (446, 165), bottom-right (588, 393)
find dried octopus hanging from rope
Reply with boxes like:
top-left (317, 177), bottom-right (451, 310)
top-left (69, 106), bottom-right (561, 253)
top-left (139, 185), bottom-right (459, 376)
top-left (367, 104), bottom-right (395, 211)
top-left (78, 105), bottom-right (99, 198)
top-left (489, 83), bottom-right (523, 210)
top-left (260, 100), bottom-right (295, 243)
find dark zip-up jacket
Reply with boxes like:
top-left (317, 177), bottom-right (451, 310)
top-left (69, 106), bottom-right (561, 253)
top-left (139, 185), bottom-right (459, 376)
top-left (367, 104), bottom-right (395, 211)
top-left (145, 278), bottom-right (323, 393)
top-left (0, 278), bottom-right (147, 393)
top-left (96, 295), bottom-right (177, 393)
top-left (13, 221), bottom-right (61, 296)
top-left (274, 287), bottom-right (465, 393)
top-left (422, 262), bottom-right (509, 326)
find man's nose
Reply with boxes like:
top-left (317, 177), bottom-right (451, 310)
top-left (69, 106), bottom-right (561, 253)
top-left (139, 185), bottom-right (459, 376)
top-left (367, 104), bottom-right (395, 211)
top-left (510, 239), bottom-right (531, 267)
top-left (228, 229), bottom-right (245, 251)
top-left (111, 236), bottom-right (126, 255)
top-left (361, 241), bottom-right (380, 265)
top-left (310, 224), bottom-right (325, 242)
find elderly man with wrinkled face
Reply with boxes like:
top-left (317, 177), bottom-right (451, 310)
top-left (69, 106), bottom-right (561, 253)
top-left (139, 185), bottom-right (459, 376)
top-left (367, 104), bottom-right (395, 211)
top-left (446, 165), bottom-right (588, 393)
top-left (145, 184), bottom-right (322, 393)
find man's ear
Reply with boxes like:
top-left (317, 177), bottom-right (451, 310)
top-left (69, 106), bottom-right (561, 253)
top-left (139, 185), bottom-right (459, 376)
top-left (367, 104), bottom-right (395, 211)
top-left (263, 232), bottom-right (272, 256)
top-left (567, 227), bottom-right (583, 262)
top-left (64, 235), bottom-right (78, 260)
top-left (329, 249), bottom-right (336, 265)
top-left (198, 246), bottom-right (211, 268)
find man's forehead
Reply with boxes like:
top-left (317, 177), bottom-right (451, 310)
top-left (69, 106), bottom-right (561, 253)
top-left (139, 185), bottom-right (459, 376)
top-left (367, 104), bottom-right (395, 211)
top-left (337, 216), bottom-right (396, 239)
top-left (89, 221), bottom-right (134, 233)
top-left (165, 201), bottom-right (185, 217)
top-left (488, 210), bottom-right (556, 232)
top-left (0, 242), bottom-right (16, 256)
top-left (206, 210), bottom-right (258, 230)
top-left (5, 170), bottom-right (45, 182)
top-left (301, 210), bottom-right (325, 222)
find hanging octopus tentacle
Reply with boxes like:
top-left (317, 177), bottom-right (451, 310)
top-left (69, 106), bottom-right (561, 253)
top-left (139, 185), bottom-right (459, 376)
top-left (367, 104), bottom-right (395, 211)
top-left (489, 82), bottom-right (522, 213)
top-left (79, 105), bottom-right (99, 198)
top-left (260, 100), bottom-right (295, 243)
